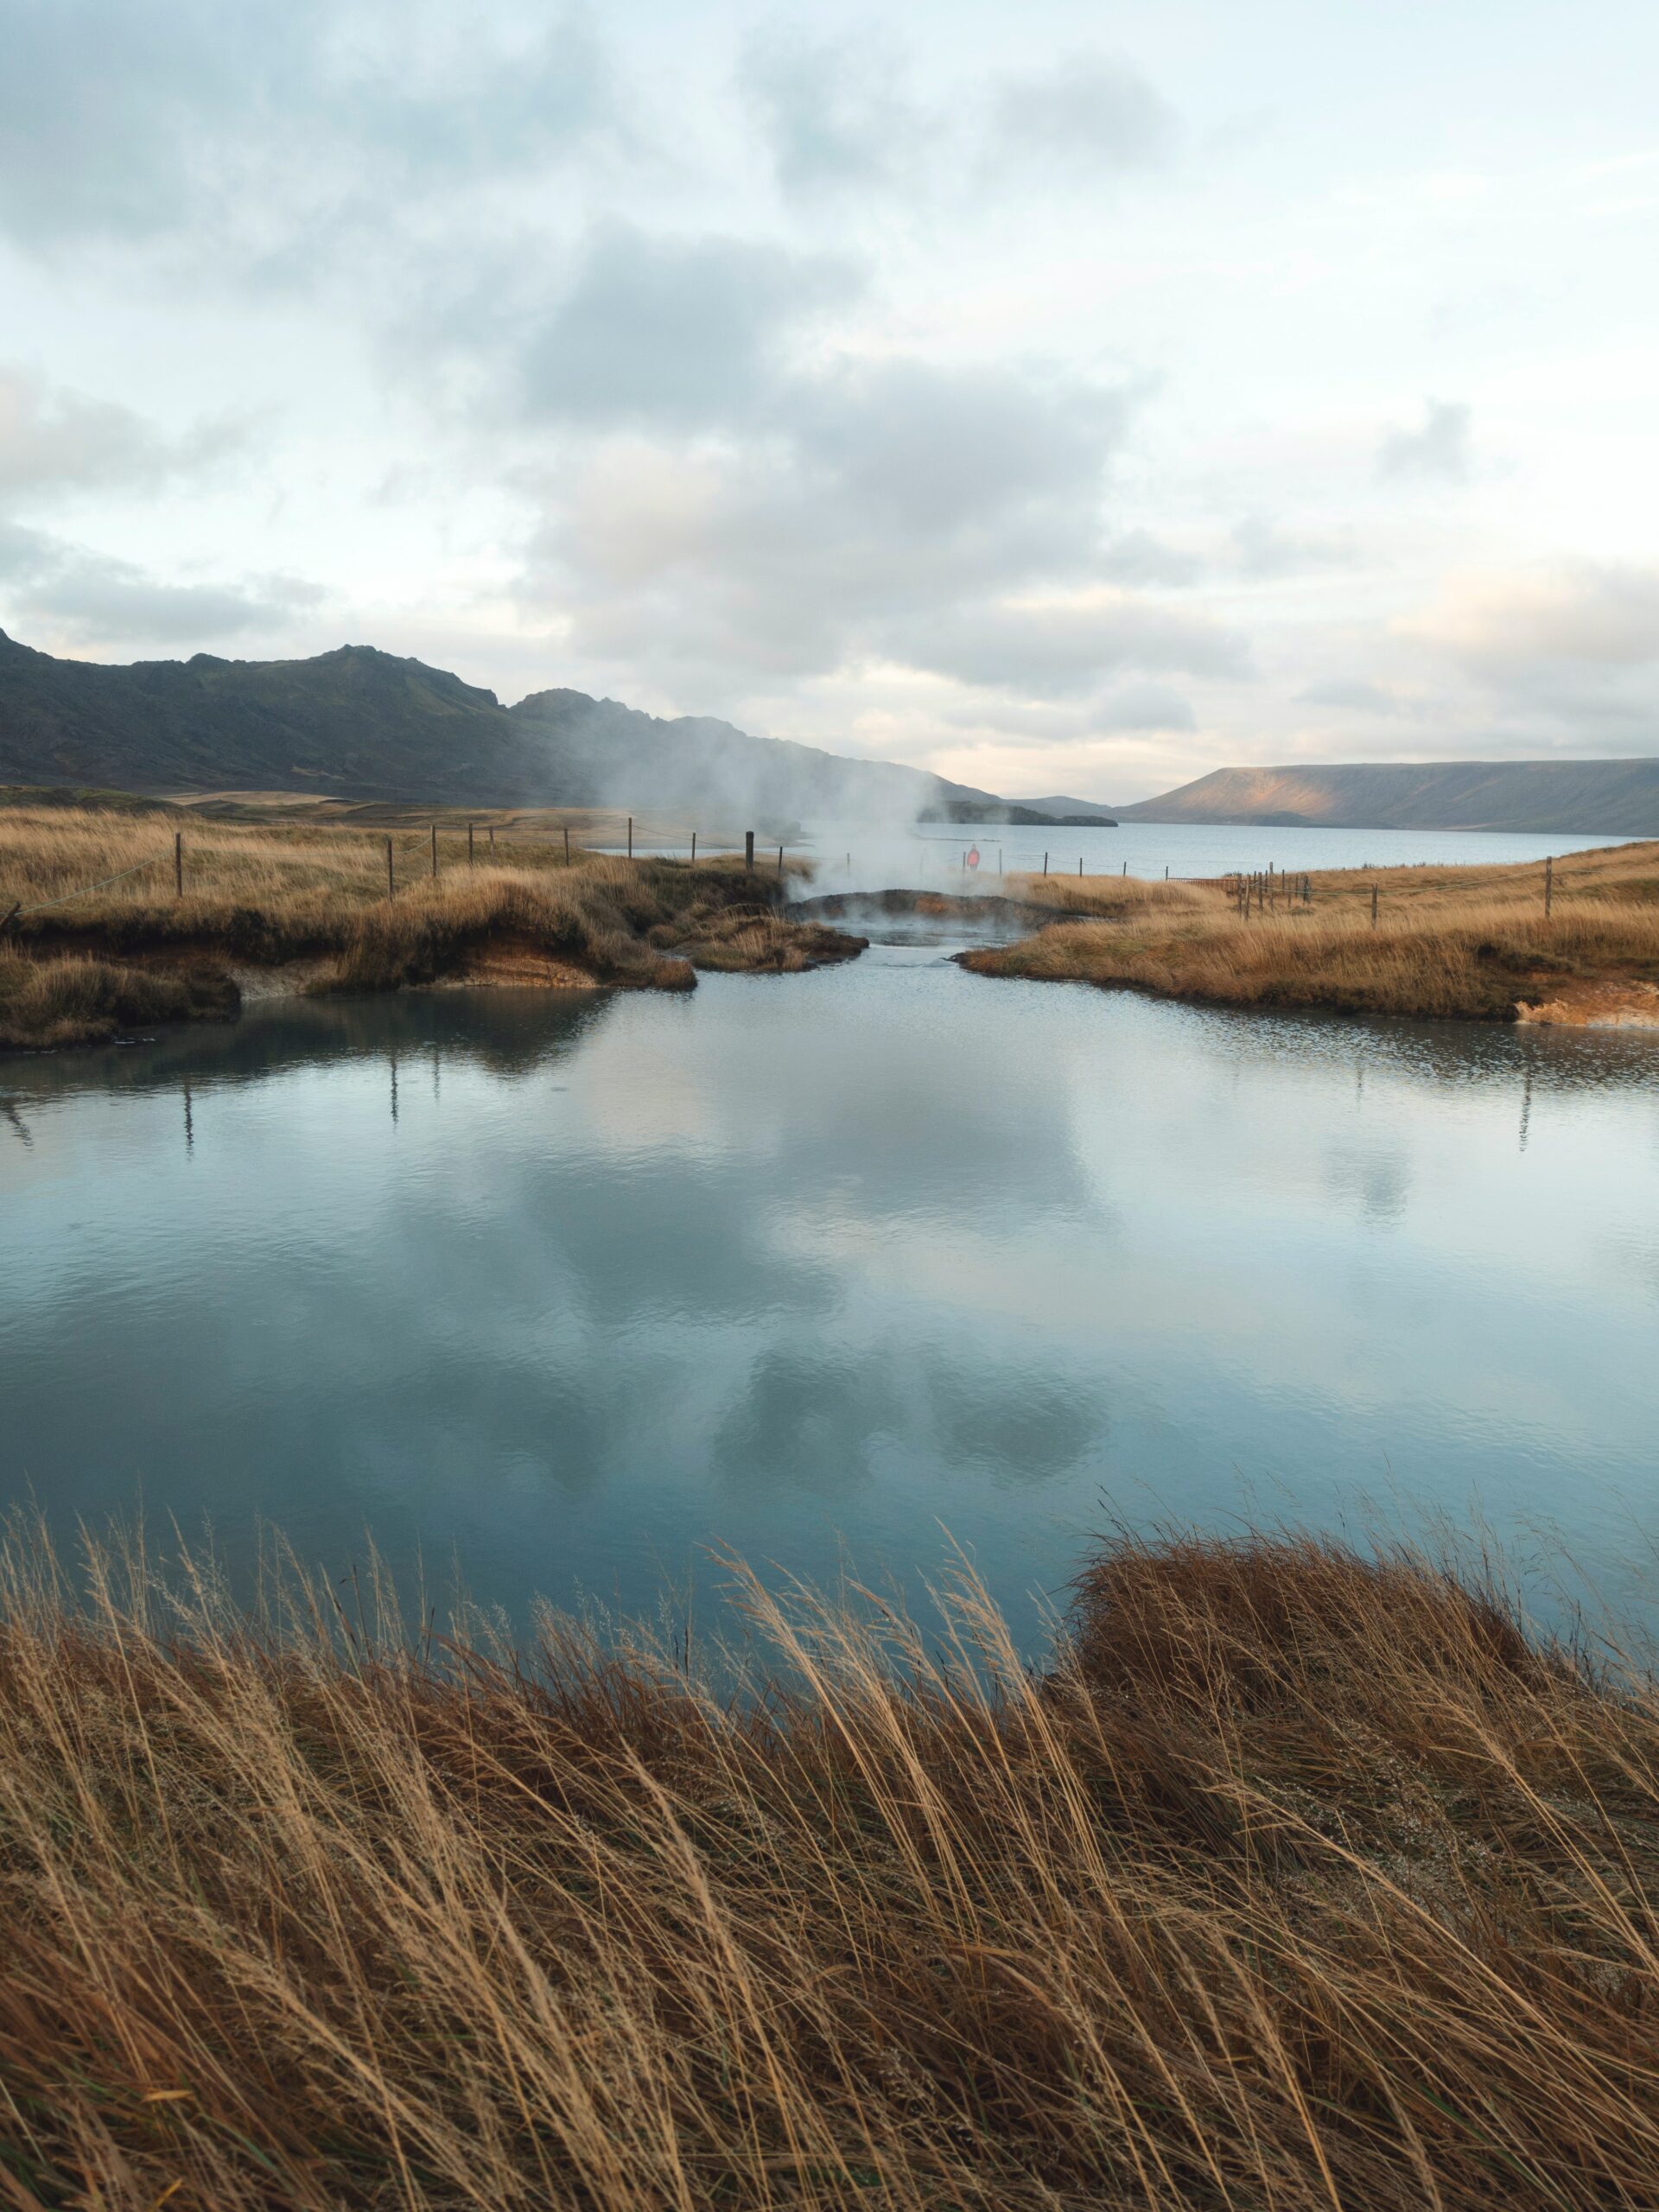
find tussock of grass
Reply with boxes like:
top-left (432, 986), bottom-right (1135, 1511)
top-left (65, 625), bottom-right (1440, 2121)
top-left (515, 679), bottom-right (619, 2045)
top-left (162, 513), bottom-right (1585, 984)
top-left (968, 844), bottom-right (1659, 1020)
top-left (650, 903), bottom-right (869, 972)
top-left (0, 949), bottom-right (238, 1050)
top-left (321, 868), bottom-right (696, 995)
top-left (1, 1522), bottom-right (1656, 2209)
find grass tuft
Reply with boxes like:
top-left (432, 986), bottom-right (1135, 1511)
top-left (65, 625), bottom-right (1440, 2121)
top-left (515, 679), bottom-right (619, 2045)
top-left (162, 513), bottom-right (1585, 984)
top-left (0, 1521), bottom-right (1655, 2208)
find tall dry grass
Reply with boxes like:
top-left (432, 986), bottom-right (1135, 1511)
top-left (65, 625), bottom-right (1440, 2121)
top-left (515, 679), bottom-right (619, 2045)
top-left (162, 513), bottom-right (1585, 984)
top-left (1, 1521), bottom-right (1656, 2209)
top-left (969, 845), bottom-right (1659, 1019)
top-left (0, 804), bottom-right (592, 942)
top-left (1012, 869), bottom-right (1217, 919)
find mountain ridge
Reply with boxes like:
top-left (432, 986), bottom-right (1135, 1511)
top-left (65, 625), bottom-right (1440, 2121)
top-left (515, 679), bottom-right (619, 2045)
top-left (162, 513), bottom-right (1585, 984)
top-left (1116, 760), bottom-right (1659, 836)
top-left (0, 630), bottom-right (1005, 823)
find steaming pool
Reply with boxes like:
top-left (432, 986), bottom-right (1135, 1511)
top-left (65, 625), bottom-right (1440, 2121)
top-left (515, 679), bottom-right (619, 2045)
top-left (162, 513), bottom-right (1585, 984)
top-left (3, 878), bottom-right (1658, 1644)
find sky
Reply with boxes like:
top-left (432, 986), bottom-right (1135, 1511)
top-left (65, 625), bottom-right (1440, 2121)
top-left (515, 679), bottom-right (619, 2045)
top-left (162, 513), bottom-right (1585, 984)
top-left (2, 0), bottom-right (1657, 803)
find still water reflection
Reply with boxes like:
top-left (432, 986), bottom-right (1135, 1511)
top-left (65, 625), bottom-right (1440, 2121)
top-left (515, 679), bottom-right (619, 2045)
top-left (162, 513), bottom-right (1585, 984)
top-left (3, 951), bottom-right (1657, 1642)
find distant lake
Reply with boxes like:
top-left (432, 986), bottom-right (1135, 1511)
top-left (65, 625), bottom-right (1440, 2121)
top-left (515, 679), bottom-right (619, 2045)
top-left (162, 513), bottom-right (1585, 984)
top-left (607, 818), bottom-right (1646, 891)
top-left (4, 904), bottom-right (1657, 1643)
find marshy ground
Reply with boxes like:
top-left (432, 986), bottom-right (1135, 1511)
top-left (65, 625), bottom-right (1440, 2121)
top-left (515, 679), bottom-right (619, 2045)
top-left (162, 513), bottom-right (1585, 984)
top-left (2, 1521), bottom-right (1656, 2210)
top-left (0, 792), bottom-right (862, 1048)
top-left (963, 841), bottom-right (1659, 1023)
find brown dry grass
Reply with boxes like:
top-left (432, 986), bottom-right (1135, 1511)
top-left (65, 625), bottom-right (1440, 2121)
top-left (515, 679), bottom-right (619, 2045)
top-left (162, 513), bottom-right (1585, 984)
top-left (1, 1522), bottom-right (1656, 2210)
top-left (1013, 870), bottom-right (1215, 919)
top-left (967, 843), bottom-right (1659, 1020)
top-left (0, 804), bottom-right (845, 1045)
top-left (0, 950), bottom-right (238, 1050)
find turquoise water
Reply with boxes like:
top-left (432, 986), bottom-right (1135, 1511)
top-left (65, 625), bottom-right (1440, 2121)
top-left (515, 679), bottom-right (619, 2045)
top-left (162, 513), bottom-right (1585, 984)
top-left (3, 945), bottom-right (1657, 1641)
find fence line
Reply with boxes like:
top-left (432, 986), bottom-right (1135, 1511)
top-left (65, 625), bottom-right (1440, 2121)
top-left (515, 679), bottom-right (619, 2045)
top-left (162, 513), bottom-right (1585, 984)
top-left (16, 855), bottom-right (168, 915)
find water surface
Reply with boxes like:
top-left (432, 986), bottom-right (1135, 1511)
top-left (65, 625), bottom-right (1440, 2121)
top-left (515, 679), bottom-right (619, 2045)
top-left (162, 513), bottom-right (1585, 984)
top-left (3, 950), bottom-right (1657, 1640)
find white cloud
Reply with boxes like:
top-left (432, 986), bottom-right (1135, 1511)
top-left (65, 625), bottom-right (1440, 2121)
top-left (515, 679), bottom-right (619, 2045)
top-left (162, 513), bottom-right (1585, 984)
top-left (1378, 399), bottom-right (1471, 481)
top-left (510, 223), bottom-right (859, 429)
top-left (0, 520), bottom-right (324, 645)
top-left (738, 27), bottom-right (925, 200)
top-left (891, 594), bottom-right (1246, 696)
top-left (522, 358), bottom-right (1143, 690)
top-left (987, 53), bottom-right (1175, 177)
top-left (1228, 514), bottom-right (1357, 579)
top-left (1408, 563), bottom-right (1659, 674)
top-left (0, 0), bottom-right (619, 259)
top-left (1297, 679), bottom-right (1402, 715)
top-left (0, 366), bottom-right (241, 504)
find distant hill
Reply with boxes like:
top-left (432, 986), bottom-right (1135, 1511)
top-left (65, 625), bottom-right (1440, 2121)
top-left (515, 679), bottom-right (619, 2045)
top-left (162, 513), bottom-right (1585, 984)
top-left (1012, 794), bottom-right (1122, 823)
top-left (1116, 761), bottom-right (1659, 836)
top-left (0, 631), bottom-right (1015, 823)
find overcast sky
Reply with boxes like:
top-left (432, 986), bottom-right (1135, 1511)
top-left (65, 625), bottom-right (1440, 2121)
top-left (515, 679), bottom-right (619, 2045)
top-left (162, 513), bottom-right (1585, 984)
top-left (3, 0), bottom-right (1656, 800)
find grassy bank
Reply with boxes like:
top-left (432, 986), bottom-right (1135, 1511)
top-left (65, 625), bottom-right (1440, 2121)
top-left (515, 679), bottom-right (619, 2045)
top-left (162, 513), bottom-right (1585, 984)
top-left (963, 841), bottom-right (1659, 1022)
top-left (0, 799), bottom-right (856, 1048)
top-left (0, 1525), bottom-right (1653, 2209)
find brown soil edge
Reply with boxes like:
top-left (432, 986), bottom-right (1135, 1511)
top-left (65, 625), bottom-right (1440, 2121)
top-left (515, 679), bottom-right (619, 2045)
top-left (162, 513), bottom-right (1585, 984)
top-left (953, 945), bottom-right (1659, 1028)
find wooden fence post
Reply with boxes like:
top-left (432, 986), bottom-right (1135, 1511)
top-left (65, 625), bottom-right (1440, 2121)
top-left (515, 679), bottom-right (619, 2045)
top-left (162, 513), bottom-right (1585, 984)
top-left (175, 832), bottom-right (182, 899)
top-left (1043, 852), bottom-right (1048, 875)
top-left (745, 830), bottom-right (754, 871)
top-left (1545, 855), bottom-right (1554, 918)
top-left (563, 825), bottom-right (570, 864)
top-left (778, 844), bottom-right (785, 872)
top-left (430, 823), bottom-right (437, 879)
top-left (627, 816), bottom-right (633, 860)
top-left (1371, 883), bottom-right (1379, 928)
top-left (468, 823), bottom-right (474, 867)
top-left (691, 831), bottom-right (697, 863)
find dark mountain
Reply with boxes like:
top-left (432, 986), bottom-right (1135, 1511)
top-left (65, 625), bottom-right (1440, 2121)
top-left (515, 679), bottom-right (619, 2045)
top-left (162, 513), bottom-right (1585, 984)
top-left (0, 631), bottom-right (1007, 821)
top-left (1116, 760), bottom-right (1659, 836)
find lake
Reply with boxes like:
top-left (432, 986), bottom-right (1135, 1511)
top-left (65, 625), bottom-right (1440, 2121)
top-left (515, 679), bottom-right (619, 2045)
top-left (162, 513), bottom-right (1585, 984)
top-left (642, 817), bottom-right (1643, 891)
top-left (3, 885), bottom-right (1658, 1643)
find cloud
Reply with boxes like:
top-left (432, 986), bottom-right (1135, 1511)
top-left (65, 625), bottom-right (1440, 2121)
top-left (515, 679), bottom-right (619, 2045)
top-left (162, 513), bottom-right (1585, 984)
top-left (1096, 529), bottom-right (1202, 586)
top-left (0, 0), bottom-right (617, 257)
top-left (738, 27), bottom-right (924, 200)
top-left (519, 356), bottom-right (1161, 699)
top-left (892, 594), bottom-right (1246, 696)
top-left (1378, 398), bottom-right (1471, 481)
top-left (1229, 514), bottom-right (1356, 578)
top-left (1092, 683), bottom-right (1198, 732)
top-left (0, 366), bottom-right (241, 504)
top-left (1408, 563), bottom-right (1659, 676)
top-left (512, 223), bottom-right (859, 429)
top-left (944, 685), bottom-right (1196, 743)
top-left (0, 521), bottom-right (323, 644)
top-left (1297, 679), bottom-right (1401, 715)
top-left (987, 53), bottom-right (1175, 177)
